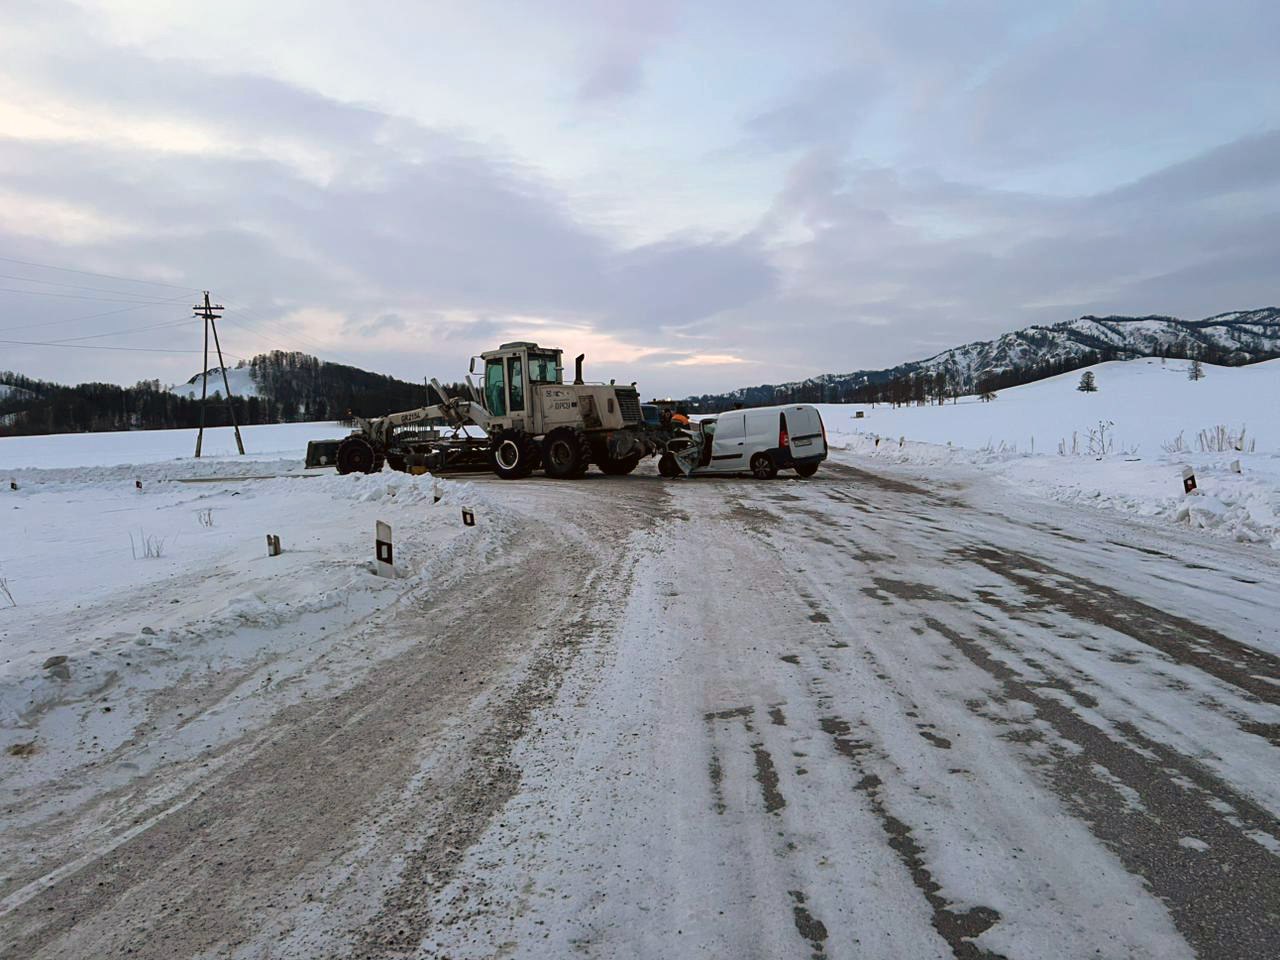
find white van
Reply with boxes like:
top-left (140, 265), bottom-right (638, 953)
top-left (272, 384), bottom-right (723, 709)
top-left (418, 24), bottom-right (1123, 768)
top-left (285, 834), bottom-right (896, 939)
top-left (668, 404), bottom-right (828, 479)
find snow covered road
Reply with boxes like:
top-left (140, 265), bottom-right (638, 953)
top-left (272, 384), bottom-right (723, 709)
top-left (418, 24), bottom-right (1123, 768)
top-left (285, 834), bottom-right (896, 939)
top-left (3, 455), bottom-right (1278, 959)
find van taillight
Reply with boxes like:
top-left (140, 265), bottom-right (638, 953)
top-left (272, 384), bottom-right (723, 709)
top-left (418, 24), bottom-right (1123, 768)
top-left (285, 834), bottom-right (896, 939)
top-left (779, 412), bottom-right (789, 449)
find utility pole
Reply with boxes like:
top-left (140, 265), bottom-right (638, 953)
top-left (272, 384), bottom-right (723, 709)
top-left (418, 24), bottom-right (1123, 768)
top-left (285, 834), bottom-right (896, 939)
top-left (193, 291), bottom-right (245, 457)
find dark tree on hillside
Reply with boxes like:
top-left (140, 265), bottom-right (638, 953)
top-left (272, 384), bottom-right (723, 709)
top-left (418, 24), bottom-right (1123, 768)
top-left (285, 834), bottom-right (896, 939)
top-left (1188, 359), bottom-right (1205, 381)
top-left (1077, 371), bottom-right (1098, 392)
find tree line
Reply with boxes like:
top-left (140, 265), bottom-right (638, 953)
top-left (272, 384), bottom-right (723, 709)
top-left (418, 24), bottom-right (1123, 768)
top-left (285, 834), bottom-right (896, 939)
top-left (0, 351), bottom-right (450, 437)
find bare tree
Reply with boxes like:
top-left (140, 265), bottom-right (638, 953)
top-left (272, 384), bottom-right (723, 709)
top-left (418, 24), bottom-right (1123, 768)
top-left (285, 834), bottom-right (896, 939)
top-left (1187, 359), bottom-right (1205, 381)
top-left (1077, 371), bottom-right (1098, 393)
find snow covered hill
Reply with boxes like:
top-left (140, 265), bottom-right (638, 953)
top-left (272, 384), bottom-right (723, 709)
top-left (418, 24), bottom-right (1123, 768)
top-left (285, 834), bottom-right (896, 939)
top-left (692, 307), bottom-right (1280, 408)
top-left (170, 365), bottom-right (260, 400)
top-left (821, 357), bottom-right (1280, 550)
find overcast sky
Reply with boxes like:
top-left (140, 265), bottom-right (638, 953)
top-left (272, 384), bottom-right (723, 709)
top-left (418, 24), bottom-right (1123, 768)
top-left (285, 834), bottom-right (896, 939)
top-left (1, 0), bottom-right (1277, 397)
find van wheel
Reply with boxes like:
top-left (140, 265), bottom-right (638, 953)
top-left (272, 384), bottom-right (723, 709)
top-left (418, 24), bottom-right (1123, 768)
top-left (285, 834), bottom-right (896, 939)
top-left (795, 462), bottom-right (819, 478)
top-left (543, 428), bottom-right (590, 478)
top-left (491, 429), bottom-right (537, 479)
top-left (750, 453), bottom-right (778, 480)
top-left (658, 453), bottom-right (681, 478)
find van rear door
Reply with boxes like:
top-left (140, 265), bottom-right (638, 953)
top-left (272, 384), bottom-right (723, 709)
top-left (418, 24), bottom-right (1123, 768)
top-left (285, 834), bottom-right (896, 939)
top-left (787, 406), bottom-right (826, 456)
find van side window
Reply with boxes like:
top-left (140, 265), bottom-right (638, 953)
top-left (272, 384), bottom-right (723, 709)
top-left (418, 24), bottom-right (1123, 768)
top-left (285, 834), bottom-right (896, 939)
top-left (716, 414), bottom-right (744, 440)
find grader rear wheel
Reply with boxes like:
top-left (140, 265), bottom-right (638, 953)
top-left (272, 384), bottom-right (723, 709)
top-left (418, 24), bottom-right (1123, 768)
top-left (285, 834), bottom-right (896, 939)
top-left (543, 428), bottom-right (591, 479)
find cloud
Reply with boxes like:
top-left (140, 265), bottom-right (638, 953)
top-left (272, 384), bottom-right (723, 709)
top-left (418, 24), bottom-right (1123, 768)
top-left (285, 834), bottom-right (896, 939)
top-left (743, 67), bottom-right (884, 152)
top-left (569, 0), bottom-right (679, 102)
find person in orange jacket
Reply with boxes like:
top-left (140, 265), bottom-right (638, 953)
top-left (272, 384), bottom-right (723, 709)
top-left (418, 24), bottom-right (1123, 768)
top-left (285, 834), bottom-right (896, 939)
top-left (670, 406), bottom-right (691, 427)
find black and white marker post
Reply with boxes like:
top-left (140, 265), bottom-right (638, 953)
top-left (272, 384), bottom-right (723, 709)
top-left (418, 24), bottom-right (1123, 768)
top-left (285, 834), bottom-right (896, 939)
top-left (375, 520), bottom-right (395, 578)
top-left (1182, 466), bottom-right (1197, 494)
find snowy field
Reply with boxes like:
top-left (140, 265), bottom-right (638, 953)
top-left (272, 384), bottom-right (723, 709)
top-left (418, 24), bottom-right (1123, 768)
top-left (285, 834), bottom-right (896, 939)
top-left (818, 358), bottom-right (1280, 549)
top-left (1, 416), bottom-right (512, 843)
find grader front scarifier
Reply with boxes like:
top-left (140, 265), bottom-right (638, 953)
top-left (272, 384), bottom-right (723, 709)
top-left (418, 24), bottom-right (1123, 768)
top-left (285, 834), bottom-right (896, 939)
top-left (306, 341), bottom-right (677, 480)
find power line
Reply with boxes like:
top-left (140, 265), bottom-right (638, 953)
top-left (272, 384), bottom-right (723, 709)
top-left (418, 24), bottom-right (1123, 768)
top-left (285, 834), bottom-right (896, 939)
top-left (218, 299), bottom-right (368, 368)
top-left (220, 309), bottom-right (332, 358)
top-left (0, 337), bottom-right (245, 359)
top-left (0, 272), bottom-right (191, 299)
top-left (0, 254), bottom-right (198, 291)
top-left (46, 317), bottom-right (199, 344)
top-left (0, 285), bottom-right (182, 305)
top-left (0, 293), bottom-right (193, 334)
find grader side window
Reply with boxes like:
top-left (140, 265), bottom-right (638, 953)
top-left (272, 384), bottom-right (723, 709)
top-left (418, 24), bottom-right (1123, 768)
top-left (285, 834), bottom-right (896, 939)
top-left (485, 359), bottom-right (506, 416)
top-left (528, 352), bottom-right (561, 383)
top-left (508, 356), bottom-right (525, 412)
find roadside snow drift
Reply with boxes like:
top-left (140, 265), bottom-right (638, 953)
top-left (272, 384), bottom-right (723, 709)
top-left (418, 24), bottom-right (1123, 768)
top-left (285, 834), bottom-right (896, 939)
top-left (818, 358), bottom-right (1280, 549)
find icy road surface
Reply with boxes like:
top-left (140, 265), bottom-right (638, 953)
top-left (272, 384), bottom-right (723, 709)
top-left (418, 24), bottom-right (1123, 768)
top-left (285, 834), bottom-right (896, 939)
top-left (3, 457), bottom-right (1278, 959)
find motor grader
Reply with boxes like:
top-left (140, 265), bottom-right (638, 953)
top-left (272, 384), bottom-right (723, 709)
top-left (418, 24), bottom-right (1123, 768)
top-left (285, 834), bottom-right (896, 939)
top-left (306, 341), bottom-right (677, 479)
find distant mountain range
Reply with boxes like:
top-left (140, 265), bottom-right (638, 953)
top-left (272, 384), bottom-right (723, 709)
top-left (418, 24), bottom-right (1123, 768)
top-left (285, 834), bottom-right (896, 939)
top-left (684, 308), bottom-right (1280, 410)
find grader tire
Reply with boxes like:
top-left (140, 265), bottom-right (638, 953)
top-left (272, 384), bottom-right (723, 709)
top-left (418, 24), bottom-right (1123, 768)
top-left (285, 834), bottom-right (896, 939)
top-left (543, 428), bottom-right (591, 479)
top-left (336, 436), bottom-right (383, 475)
top-left (490, 429), bottom-right (538, 479)
top-left (657, 453), bottom-right (681, 478)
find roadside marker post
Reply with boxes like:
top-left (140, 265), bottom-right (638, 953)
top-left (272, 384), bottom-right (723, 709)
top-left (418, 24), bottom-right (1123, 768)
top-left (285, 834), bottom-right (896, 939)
top-left (462, 508), bottom-right (476, 527)
top-left (1230, 460), bottom-right (1242, 474)
top-left (266, 534), bottom-right (282, 557)
top-left (375, 520), bottom-right (395, 578)
top-left (433, 480), bottom-right (443, 504)
top-left (1182, 466), bottom-right (1197, 494)
top-left (8, 480), bottom-right (15, 491)
top-left (135, 479), bottom-right (143, 491)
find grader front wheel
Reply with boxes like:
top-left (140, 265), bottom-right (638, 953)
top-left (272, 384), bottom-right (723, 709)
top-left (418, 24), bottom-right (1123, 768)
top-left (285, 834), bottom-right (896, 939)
top-left (336, 436), bottom-right (383, 475)
top-left (490, 429), bottom-right (538, 479)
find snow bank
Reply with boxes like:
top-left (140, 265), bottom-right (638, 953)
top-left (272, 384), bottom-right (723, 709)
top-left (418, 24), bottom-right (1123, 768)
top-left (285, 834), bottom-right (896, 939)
top-left (822, 359), bottom-right (1280, 550)
top-left (0, 420), bottom-right (345, 470)
top-left (0, 455), bottom-right (513, 794)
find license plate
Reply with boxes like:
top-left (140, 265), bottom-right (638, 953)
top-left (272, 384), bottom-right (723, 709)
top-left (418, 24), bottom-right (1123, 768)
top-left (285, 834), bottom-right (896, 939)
top-left (794, 438), bottom-right (812, 447)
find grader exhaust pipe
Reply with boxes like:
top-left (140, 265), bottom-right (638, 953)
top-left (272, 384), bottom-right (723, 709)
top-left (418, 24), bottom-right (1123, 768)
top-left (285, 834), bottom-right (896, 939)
top-left (574, 353), bottom-right (585, 385)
